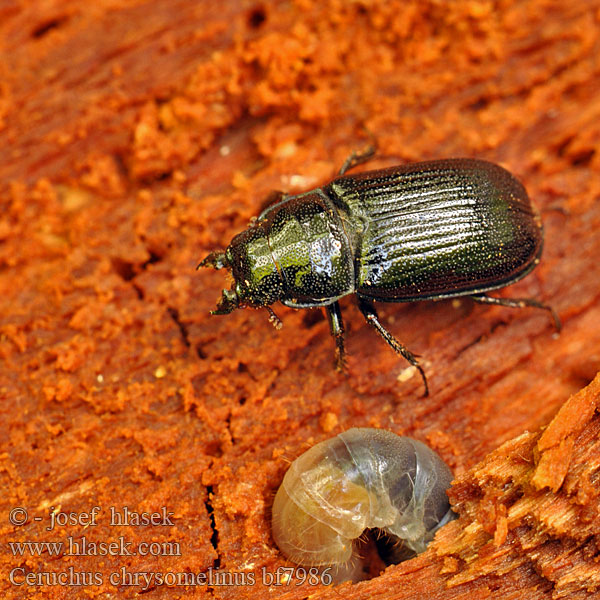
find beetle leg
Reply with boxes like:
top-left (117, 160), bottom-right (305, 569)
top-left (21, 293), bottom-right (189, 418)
top-left (266, 306), bottom-right (283, 330)
top-left (325, 301), bottom-right (346, 371)
top-left (257, 190), bottom-right (289, 219)
top-left (357, 299), bottom-right (429, 396)
top-left (470, 294), bottom-right (561, 332)
top-left (338, 145), bottom-right (377, 176)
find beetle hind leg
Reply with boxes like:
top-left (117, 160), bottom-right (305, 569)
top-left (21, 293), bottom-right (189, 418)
top-left (470, 294), bottom-right (561, 332)
top-left (357, 298), bottom-right (429, 397)
top-left (325, 301), bottom-right (347, 371)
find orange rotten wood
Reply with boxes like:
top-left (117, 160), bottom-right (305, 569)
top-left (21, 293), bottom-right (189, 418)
top-left (1, 0), bottom-right (600, 599)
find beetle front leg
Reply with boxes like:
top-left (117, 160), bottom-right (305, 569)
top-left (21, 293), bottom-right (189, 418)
top-left (338, 145), bottom-right (377, 176)
top-left (325, 301), bottom-right (346, 371)
top-left (257, 190), bottom-right (289, 218)
top-left (470, 294), bottom-right (561, 332)
top-left (357, 298), bottom-right (429, 397)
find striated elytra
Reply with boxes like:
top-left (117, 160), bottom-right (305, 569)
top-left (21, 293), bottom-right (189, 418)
top-left (271, 428), bottom-right (456, 582)
top-left (199, 150), bottom-right (560, 395)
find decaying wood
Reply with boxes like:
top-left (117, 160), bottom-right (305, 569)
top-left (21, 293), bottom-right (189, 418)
top-left (435, 373), bottom-right (600, 600)
top-left (1, 1), bottom-right (599, 599)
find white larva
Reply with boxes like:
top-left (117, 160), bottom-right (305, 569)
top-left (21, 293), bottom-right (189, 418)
top-left (272, 427), bottom-right (455, 579)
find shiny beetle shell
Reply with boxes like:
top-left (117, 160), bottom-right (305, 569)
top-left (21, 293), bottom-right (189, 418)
top-left (330, 160), bottom-right (542, 300)
top-left (200, 155), bottom-right (560, 395)
top-left (271, 428), bottom-right (455, 574)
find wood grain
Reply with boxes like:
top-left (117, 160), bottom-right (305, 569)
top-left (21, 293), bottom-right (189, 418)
top-left (1, 1), bottom-right (599, 598)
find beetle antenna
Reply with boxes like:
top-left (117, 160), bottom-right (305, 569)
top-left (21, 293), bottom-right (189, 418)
top-left (266, 307), bottom-right (283, 330)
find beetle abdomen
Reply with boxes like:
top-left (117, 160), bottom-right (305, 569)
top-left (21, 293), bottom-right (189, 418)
top-left (327, 159), bottom-right (542, 301)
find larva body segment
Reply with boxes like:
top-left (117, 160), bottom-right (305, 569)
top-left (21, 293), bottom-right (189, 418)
top-left (272, 428), bottom-right (455, 570)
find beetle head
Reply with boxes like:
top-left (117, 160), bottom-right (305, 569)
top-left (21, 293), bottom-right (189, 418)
top-left (199, 222), bottom-right (285, 314)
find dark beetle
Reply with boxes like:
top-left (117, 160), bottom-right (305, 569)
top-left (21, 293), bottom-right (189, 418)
top-left (199, 150), bottom-right (560, 395)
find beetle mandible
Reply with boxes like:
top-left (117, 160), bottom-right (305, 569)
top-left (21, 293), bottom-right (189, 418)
top-left (199, 149), bottom-right (560, 395)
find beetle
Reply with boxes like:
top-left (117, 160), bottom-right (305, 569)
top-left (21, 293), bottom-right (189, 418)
top-left (199, 149), bottom-right (560, 395)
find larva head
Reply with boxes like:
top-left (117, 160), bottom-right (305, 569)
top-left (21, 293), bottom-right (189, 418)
top-left (272, 455), bottom-right (376, 566)
top-left (198, 222), bottom-right (285, 314)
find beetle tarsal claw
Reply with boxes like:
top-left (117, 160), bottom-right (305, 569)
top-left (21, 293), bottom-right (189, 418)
top-left (197, 251), bottom-right (230, 270)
